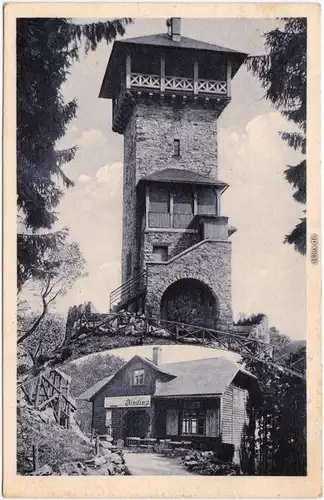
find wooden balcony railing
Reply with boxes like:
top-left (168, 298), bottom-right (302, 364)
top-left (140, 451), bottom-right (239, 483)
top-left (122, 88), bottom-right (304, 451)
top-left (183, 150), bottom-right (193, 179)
top-left (148, 212), bottom-right (171, 229)
top-left (148, 212), bottom-right (197, 230)
top-left (173, 213), bottom-right (196, 229)
top-left (130, 73), bottom-right (228, 96)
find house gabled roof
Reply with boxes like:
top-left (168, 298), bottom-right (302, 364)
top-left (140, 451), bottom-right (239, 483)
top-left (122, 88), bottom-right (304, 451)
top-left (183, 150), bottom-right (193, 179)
top-left (78, 354), bottom-right (257, 402)
top-left (77, 375), bottom-right (115, 401)
top-left (139, 168), bottom-right (228, 189)
top-left (77, 355), bottom-right (174, 401)
top-left (154, 357), bottom-right (256, 397)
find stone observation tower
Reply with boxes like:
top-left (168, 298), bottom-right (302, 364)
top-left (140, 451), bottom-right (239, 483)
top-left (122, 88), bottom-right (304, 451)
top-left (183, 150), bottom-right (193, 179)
top-left (100, 18), bottom-right (247, 331)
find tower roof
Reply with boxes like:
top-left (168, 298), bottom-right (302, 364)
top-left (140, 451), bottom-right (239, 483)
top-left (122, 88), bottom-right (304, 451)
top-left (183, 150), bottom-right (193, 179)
top-left (115, 33), bottom-right (246, 55)
top-left (138, 168), bottom-right (228, 189)
top-left (99, 28), bottom-right (248, 99)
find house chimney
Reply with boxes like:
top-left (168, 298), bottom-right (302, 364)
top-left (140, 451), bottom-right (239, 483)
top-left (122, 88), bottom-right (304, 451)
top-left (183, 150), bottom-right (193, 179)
top-left (152, 346), bottom-right (162, 365)
top-left (167, 18), bottom-right (181, 42)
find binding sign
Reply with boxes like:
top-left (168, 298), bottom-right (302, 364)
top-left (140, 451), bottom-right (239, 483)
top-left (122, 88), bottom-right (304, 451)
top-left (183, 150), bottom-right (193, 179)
top-left (104, 395), bottom-right (151, 408)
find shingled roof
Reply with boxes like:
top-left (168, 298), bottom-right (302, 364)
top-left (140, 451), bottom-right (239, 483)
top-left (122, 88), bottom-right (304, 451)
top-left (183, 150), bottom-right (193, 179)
top-left (139, 168), bottom-right (228, 188)
top-left (116, 33), bottom-right (246, 55)
top-left (77, 355), bottom-right (174, 401)
top-left (78, 355), bottom-right (256, 401)
top-left (155, 357), bottom-right (255, 397)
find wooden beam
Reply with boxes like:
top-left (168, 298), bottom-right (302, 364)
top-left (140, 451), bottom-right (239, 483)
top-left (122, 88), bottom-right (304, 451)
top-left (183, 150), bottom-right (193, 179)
top-left (227, 60), bottom-right (232, 98)
top-left (126, 53), bottom-right (131, 89)
top-left (216, 190), bottom-right (221, 216)
top-left (193, 190), bottom-right (198, 215)
top-left (160, 55), bottom-right (165, 92)
top-left (170, 191), bottom-right (174, 228)
top-left (145, 186), bottom-right (149, 229)
top-left (193, 59), bottom-right (199, 95)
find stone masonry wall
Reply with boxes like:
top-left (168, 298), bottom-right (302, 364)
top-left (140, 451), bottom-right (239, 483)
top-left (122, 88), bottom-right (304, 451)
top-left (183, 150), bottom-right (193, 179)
top-left (122, 112), bottom-right (137, 283)
top-left (143, 230), bottom-right (200, 264)
top-left (134, 102), bottom-right (218, 181)
top-left (122, 100), bottom-right (219, 281)
top-left (145, 240), bottom-right (233, 331)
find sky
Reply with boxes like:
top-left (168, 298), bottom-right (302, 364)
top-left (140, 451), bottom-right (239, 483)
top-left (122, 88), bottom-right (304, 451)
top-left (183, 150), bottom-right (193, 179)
top-left (39, 17), bottom-right (305, 340)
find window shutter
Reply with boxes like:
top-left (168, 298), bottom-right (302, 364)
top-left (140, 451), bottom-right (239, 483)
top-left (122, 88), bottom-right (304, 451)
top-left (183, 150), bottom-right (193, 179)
top-left (166, 409), bottom-right (179, 435)
top-left (206, 408), bottom-right (220, 437)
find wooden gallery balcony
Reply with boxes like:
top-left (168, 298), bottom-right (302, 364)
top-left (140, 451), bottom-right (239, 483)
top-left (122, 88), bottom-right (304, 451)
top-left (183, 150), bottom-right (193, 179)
top-left (130, 73), bottom-right (228, 96)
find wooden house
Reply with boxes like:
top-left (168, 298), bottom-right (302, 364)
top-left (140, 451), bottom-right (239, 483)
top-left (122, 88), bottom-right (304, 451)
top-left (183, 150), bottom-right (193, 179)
top-left (79, 347), bottom-right (260, 463)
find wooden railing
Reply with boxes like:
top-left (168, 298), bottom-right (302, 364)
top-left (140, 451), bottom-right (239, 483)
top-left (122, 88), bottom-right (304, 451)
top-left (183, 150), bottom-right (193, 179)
top-left (130, 73), bottom-right (228, 96)
top-left (148, 212), bottom-right (171, 229)
top-left (148, 212), bottom-right (197, 230)
top-left (110, 271), bottom-right (147, 311)
top-left (68, 312), bottom-right (306, 380)
top-left (19, 369), bottom-right (76, 428)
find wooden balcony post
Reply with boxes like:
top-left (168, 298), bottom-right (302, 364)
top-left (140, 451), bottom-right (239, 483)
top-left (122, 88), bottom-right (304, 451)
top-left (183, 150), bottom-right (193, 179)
top-left (227, 60), bottom-right (232, 98)
top-left (170, 192), bottom-right (174, 228)
top-left (216, 190), bottom-right (221, 216)
top-left (126, 53), bottom-right (131, 89)
top-left (145, 186), bottom-right (150, 228)
top-left (193, 59), bottom-right (199, 95)
top-left (193, 190), bottom-right (198, 215)
top-left (160, 55), bottom-right (165, 92)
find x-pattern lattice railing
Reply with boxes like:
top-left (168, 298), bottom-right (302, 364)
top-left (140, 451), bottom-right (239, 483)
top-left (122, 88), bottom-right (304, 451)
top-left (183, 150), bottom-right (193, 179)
top-left (198, 79), bottom-right (227, 95)
top-left (164, 76), bottom-right (194, 91)
top-left (130, 73), bottom-right (228, 95)
top-left (131, 73), bottom-right (160, 89)
top-left (69, 312), bottom-right (305, 380)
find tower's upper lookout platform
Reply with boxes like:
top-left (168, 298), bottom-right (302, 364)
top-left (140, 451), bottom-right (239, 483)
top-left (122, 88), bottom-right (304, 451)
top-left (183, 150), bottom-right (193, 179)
top-left (99, 18), bottom-right (248, 133)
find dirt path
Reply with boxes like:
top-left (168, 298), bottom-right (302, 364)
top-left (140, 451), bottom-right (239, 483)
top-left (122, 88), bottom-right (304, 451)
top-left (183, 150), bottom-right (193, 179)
top-left (123, 452), bottom-right (193, 475)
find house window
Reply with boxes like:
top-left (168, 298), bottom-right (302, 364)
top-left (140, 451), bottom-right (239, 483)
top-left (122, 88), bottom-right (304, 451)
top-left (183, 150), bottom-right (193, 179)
top-left (152, 245), bottom-right (168, 262)
top-left (133, 369), bottom-right (145, 386)
top-left (181, 410), bottom-right (205, 435)
top-left (174, 139), bottom-right (180, 157)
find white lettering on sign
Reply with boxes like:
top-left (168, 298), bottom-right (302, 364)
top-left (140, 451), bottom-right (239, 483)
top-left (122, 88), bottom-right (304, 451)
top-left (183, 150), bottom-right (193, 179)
top-left (104, 395), bottom-right (151, 408)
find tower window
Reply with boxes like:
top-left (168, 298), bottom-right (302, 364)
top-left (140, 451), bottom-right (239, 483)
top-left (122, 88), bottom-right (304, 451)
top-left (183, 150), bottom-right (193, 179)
top-left (174, 139), bottom-right (180, 157)
top-left (149, 186), bottom-right (169, 213)
top-left (152, 245), bottom-right (168, 262)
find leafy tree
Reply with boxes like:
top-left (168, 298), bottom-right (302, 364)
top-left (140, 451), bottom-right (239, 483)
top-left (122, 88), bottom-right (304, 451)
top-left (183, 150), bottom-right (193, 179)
top-left (240, 347), bottom-right (306, 475)
top-left (247, 18), bottom-right (306, 254)
top-left (18, 313), bottom-right (66, 371)
top-left (17, 17), bottom-right (132, 290)
top-left (17, 235), bottom-right (86, 346)
top-left (62, 352), bottom-right (125, 432)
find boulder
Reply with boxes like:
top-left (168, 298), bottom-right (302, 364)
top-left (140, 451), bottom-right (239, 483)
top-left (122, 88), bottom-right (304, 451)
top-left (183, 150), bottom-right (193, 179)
top-left (39, 407), bottom-right (56, 423)
top-left (111, 453), bottom-right (122, 464)
top-left (94, 456), bottom-right (107, 467)
top-left (34, 464), bottom-right (53, 476)
top-left (101, 462), bottom-right (115, 475)
top-left (116, 439), bottom-right (124, 449)
top-left (100, 441), bottom-right (112, 450)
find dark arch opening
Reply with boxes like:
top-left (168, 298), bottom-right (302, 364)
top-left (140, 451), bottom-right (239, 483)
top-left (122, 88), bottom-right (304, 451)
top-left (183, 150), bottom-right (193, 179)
top-left (160, 278), bottom-right (219, 329)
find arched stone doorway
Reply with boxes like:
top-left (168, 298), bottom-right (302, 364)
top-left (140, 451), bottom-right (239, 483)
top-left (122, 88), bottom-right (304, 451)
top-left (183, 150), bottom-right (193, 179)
top-left (123, 409), bottom-right (150, 438)
top-left (160, 278), bottom-right (218, 329)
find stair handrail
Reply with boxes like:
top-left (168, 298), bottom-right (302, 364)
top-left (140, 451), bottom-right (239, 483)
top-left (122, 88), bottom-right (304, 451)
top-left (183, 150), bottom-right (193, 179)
top-left (110, 271), bottom-right (147, 299)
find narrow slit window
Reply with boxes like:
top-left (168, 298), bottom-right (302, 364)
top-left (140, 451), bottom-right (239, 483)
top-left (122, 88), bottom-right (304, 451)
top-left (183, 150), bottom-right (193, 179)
top-left (174, 139), bottom-right (180, 157)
